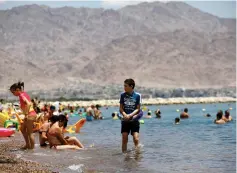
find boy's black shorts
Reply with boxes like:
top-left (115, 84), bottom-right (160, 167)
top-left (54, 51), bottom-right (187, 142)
top-left (121, 120), bottom-right (140, 135)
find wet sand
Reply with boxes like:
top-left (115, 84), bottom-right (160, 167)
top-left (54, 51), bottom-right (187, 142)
top-left (0, 132), bottom-right (52, 173)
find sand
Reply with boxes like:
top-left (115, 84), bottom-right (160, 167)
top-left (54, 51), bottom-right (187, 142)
top-left (0, 132), bottom-right (52, 173)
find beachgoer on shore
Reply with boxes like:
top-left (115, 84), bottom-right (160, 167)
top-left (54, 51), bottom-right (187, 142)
top-left (9, 82), bottom-right (37, 149)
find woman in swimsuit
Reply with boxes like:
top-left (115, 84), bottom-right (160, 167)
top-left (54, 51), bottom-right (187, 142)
top-left (38, 115), bottom-right (59, 147)
top-left (47, 115), bottom-right (84, 150)
top-left (10, 82), bottom-right (37, 149)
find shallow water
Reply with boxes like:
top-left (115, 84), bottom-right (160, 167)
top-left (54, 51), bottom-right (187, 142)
top-left (12, 102), bottom-right (236, 173)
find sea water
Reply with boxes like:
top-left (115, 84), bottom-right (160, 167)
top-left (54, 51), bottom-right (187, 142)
top-left (13, 102), bottom-right (236, 173)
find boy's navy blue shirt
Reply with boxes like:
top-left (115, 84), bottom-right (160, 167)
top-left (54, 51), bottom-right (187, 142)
top-left (119, 91), bottom-right (141, 114)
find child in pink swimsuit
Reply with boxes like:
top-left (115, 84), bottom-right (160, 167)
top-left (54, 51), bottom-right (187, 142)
top-left (10, 82), bottom-right (37, 149)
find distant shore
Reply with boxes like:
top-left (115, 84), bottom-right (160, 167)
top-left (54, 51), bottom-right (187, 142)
top-left (45, 97), bottom-right (236, 107)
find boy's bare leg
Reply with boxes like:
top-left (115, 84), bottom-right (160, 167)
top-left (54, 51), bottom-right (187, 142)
top-left (122, 132), bottom-right (129, 153)
top-left (132, 132), bottom-right (139, 148)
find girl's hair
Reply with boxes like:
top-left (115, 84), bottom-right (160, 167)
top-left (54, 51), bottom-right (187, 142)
top-left (58, 114), bottom-right (68, 128)
top-left (48, 115), bottom-right (59, 124)
top-left (9, 82), bottom-right (24, 91)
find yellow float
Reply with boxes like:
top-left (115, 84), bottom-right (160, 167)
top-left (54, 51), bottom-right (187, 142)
top-left (0, 112), bottom-right (9, 127)
top-left (64, 118), bottom-right (86, 134)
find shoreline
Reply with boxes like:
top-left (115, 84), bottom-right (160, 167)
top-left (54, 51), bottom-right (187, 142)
top-left (47, 97), bottom-right (236, 107)
top-left (0, 133), bottom-right (51, 173)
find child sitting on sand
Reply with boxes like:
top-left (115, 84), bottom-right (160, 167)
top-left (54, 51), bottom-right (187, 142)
top-left (47, 115), bottom-right (84, 150)
top-left (38, 115), bottom-right (58, 147)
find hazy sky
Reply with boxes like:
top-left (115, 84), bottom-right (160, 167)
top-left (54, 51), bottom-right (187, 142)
top-left (0, 1), bottom-right (236, 19)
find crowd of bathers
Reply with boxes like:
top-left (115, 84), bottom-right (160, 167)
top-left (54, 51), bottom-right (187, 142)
top-left (0, 97), bottom-right (233, 150)
top-left (111, 105), bottom-right (233, 125)
top-left (0, 97), bottom-right (105, 150)
top-left (141, 107), bottom-right (233, 125)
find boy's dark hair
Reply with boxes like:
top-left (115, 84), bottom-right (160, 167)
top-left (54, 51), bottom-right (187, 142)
top-left (184, 108), bottom-right (188, 113)
top-left (10, 82), bottom-right (24, 91)
top-left (124, 78), bottom-right (135, 89)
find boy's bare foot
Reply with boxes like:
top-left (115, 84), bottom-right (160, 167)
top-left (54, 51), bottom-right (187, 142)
top-left (20, 146), bottom-right (28, 150)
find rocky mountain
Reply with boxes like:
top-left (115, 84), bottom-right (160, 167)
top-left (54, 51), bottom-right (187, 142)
top-left (0, 1), bottom-right (235, 98)
top-left (81, 30), bottom-right (236, 88)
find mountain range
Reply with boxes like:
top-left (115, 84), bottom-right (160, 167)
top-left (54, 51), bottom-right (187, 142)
top-left (0, 1), bottom-right (235, 98)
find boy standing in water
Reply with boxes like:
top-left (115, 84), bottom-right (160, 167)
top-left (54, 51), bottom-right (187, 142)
top-left (119, 78), bottom-right (141, 153)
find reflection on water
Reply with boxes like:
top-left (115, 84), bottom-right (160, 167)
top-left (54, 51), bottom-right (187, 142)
top-left (11, 103), bottom-right (236, 173)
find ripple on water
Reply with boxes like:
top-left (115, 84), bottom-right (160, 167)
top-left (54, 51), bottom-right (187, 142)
top-left (68, 164), bottom-right (85, 172)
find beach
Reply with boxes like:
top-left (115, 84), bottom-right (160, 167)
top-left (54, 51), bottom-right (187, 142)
top-left (0, 133), bottom-right (51, 173)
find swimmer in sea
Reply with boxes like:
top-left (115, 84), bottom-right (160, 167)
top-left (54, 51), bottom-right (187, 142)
top-left (180, 108), bottom-right (189, 119)
top-left (175, 117), bottom-right (180, 125)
